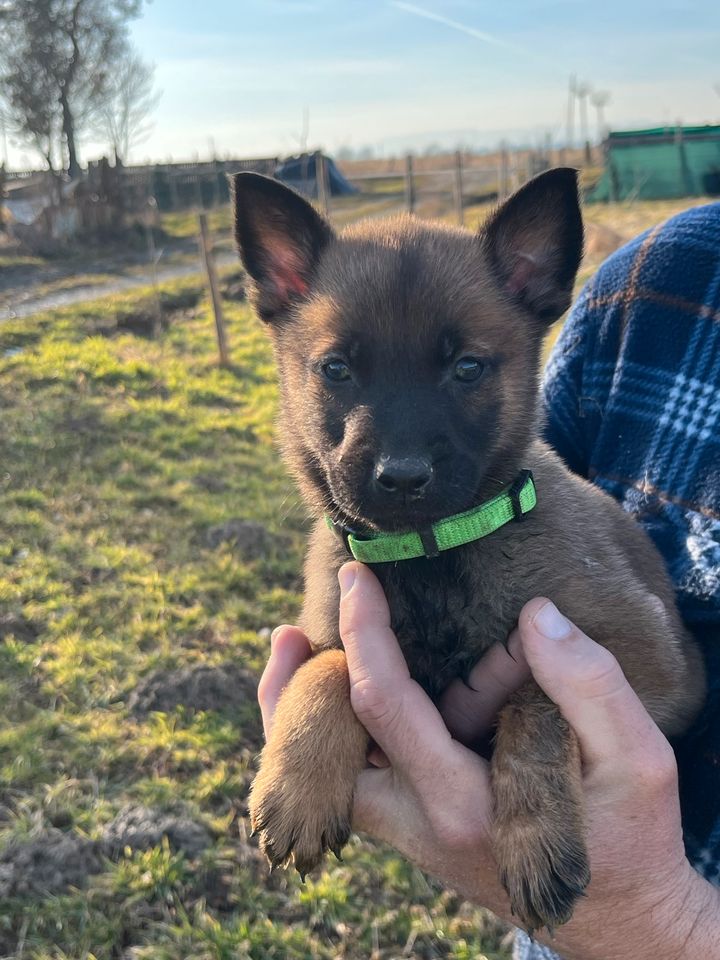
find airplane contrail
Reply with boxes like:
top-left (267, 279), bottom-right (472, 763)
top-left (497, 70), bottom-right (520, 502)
top-left (390, 1), bottom-right (526, 55)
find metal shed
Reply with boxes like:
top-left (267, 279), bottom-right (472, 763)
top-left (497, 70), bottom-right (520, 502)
top-left (589, 125), bottom-right (720, 202)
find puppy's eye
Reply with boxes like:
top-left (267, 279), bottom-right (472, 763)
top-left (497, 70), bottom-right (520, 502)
top-left (454, 357), bottom-right (485, 382)
top-left (322, 359), bottom-right (352, 382)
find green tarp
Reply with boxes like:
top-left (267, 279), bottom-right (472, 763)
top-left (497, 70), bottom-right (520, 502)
top-left (589, 125), bottom-right (720, 202)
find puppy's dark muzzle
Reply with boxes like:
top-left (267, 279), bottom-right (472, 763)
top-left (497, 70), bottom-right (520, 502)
top-left (374, 456), bottom-right (434, 497)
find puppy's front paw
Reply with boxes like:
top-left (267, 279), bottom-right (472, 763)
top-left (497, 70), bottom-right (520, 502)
top-left (249, 648), bottom-right (368, 877)
top-left (495, 819), bottom-right (590, 932)
top-left (492, 685), bottom-right (589, 932)
top-left (249, 756), bottom-right (352, 877)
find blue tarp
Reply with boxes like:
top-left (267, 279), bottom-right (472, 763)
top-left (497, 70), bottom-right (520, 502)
top-left (275, 153), bottom-right (357, 198)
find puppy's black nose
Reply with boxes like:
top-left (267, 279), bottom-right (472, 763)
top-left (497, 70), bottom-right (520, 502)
top-left (374, 457), bottom-right (433, 495)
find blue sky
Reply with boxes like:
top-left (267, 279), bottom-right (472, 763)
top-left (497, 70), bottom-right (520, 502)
top-left (6, 0), bottom-right (720, 167)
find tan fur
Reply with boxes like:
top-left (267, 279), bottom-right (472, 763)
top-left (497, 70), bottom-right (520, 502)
top-left (249, 649), bottom-right (368, 876)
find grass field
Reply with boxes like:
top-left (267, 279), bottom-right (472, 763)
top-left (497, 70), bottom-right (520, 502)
top-left (0, 279), bottom-right (514, 959)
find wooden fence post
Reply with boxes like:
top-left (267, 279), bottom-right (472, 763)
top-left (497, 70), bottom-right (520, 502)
top-left (0, 164), bottom-right (5, 227)
top-left (145, 195), bottom-right (162, 337)
top-left (498, 143), bottom-right (510, 200)
top-left (405, 154), bottom-right (415, 214)
top-left (168, 170), bottom-right (179, 211)
top-left (675, 123), bottom-right (693, 196)
top-left (198, 212), bottom-right (230, 367)
top-left (453, 150), bottom-right (464, 225)
top-left (316, 152), bottom-right (329, 216)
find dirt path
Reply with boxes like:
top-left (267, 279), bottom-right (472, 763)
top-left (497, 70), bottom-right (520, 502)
top-left (0, 195), bottom-right (414, 322)
top-left (0, 235), bottom-right (237, 322)
top-left (1, 252), bottom-right (236, 321)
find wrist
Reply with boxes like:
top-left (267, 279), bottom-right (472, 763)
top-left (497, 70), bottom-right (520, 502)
top-left (545, 861), bottom-right (720, 960)
top-left (666, 866), bottom-right (720, 960)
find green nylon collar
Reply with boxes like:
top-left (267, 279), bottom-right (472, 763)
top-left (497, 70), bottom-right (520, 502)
top-left (326, 469), bottom-right (536, 563)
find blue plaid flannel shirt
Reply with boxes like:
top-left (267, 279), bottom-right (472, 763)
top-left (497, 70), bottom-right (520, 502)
top-left (515, 201), bottom-right (720, 960)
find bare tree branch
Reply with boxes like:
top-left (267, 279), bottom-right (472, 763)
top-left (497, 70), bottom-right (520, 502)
top-left (91, 52), bottom-right (161, 164)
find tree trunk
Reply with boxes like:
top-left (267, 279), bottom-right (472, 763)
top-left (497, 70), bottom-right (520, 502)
top-left (0, 165), bottom-right (5, 232)
top-left (59, 0), bottom-right (85, 179)
top-left (60, 89), bottom-right (81, 179)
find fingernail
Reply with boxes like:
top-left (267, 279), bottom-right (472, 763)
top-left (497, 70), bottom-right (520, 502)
top-left (270, 626), bottom-right (282, 649)
top-left (533, 601), bottom-right (573, 640)
top-left (338, 564), bottom-right (356, 595)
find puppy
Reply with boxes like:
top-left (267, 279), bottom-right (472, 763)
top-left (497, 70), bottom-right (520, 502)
top-left (232, 169), bottom-right (705, 932)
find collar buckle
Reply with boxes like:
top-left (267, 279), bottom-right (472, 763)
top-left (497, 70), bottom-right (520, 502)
top-left (419, 526), bottom-right (440, 558)
top-left (508, 469), bottom-right (533, 522)
top-left (329, 519), bottom-right (361, 557)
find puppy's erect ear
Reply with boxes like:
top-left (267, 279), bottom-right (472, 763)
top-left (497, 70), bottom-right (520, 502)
top-left (232, 173), bottom-right (333, 322)
top-left (481, 168), bottom-right (583, 326)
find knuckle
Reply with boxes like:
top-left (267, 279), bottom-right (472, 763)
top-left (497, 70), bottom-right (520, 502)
top-left (574, 645), bottom-right (626, 699)
top-left (339, 619), bottom-right (363, 650)
top-left (429, 809), bottom-right (486, 851)
top-left (256, 668), bottom-right (272, 709)
top-left (349, 676), bottom-right (401, 729)
top-left (634, 739), bottom-right (678, 794)
top-left (439, 694), bottom-right (471, 734)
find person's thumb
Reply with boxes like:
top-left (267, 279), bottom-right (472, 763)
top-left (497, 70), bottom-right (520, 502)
top-left (517, 597), bottom-right (675, 780)
top-left (338, 561), bottom-right (454, 776)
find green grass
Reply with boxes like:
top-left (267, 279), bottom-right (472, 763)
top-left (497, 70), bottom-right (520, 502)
top-left (0, 254), bottom-right (46, 269)
top-left (160, 207), bottom-right (233, 240)
top-left (0, 278), bottom-right (512, 959)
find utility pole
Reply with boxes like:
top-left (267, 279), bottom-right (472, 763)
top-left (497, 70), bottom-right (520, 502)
top-left (591, 91), bottom-right (611, 142)
top-left (576, 81), bottom-right (591, 147)
top-left (300, 106), bottom-right (310, 153)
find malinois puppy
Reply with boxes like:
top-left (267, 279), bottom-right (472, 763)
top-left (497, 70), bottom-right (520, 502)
top-left (232, 168), bottom-right (705, 932)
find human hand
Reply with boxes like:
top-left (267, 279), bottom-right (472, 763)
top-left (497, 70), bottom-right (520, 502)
top-left (257, 588), bottom-right (522, 913)
top-left (258, 562), bottom-right (720, 959)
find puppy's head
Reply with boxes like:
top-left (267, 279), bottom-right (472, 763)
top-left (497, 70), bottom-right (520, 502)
top-left (233, 169), bottom-right (582, 532)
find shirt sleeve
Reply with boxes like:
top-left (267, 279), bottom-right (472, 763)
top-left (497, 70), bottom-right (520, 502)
top-left (513, 929), bottom-right (563, 960)
top-left (541, 285), bottom-right (595, 479)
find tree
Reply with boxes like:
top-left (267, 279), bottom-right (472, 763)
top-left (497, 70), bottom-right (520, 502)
top-left (0, 0), bottom-right (144, 176)
top-left (0, 0), bottom-right (62, 170)
top-left (91, 51), bottom-right (160, 164)
top-left (1, 53), bottom-right (60, 171)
